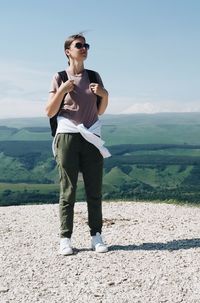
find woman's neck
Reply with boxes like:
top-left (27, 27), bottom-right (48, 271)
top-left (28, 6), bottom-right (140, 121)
top-left (68, 61), bottom-right (84, 75)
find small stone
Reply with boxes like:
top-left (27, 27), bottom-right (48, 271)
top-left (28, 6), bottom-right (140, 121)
top-left (0, 287), bottom-right (9, 293)
top-left (108, 281), bottom-right (115, 286)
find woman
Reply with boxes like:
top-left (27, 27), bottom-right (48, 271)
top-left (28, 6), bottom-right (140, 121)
top-left (46, 33), bottom-right (110, 255)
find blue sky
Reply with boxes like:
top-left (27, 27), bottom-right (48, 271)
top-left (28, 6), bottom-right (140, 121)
top-left (0, 0), bottom-right (200, 118)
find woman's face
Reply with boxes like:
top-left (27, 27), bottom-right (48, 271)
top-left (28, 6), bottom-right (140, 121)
top-left (66, 38), bottom-right (89, 62)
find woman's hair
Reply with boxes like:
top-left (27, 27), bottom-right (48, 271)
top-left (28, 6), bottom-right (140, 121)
top-left (64, 33), bottom-right (85, 52)
top-left (64, 33), bottom-right (86, 65)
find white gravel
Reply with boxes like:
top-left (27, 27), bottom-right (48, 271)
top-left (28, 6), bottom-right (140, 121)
top-left (1, 201), bottom-right (200, 303)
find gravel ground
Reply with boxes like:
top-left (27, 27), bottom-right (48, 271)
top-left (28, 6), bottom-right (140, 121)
top-left (1, 201), bottom-right (200, 303)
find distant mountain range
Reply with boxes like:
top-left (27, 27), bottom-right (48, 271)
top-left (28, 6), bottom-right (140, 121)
top-left (0, 113), bottom-right (200, 205)
top-left (0, 112), bottom-right (200, 145)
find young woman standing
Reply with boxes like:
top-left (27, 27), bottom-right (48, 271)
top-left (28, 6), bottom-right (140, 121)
top-left (46, 34), bottom-right (110, 255)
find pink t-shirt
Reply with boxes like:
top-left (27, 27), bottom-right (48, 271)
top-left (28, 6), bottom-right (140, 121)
top-left (49, 69), bottom-right (103, 128)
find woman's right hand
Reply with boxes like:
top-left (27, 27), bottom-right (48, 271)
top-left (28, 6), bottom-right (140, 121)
top-left (59, 80), bottom-right (75, 94)
top-left (46, 79), bottom-right (75, 117)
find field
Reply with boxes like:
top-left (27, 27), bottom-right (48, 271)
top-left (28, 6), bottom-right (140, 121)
top-left (0, 113), bottom-right (200, 206)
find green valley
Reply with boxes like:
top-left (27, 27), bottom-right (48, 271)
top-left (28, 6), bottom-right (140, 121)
top-left (0, 113), bottom-right (200, 206)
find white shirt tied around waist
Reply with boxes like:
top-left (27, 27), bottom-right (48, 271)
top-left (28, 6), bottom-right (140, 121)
top-left (52, 116), bottom-right (111, 158)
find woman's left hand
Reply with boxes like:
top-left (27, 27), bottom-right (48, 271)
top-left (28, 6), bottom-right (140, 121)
top-left (89, 83), bottom-right (107, 98)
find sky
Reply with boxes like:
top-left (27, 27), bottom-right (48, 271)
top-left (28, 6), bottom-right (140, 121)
top-left (0, 0), bottom-right (200, 118)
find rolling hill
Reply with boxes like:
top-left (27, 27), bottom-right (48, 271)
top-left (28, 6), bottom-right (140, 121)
top-left (0, 113), bottom-right (200, 205)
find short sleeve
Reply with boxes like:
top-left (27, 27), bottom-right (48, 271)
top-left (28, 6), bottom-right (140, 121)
top-left (49, 73), bottom-right (60, 93)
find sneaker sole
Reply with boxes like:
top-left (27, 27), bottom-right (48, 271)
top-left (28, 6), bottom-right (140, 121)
top-left (59, 249), bottom-right (73, 256)
top-left (91, 245), bottom-right (108, 253)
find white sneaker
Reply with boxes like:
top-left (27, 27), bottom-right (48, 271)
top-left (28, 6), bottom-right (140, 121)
top-left (59, 238), bottom-right (73, 255)
top-left (91, 232), bottom-right (108, 253)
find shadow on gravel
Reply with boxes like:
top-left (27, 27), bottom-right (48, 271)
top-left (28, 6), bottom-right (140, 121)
top-left (109, 238), bottom-right (200, 251)
top-left (73, 248), bottom-right (92, 254)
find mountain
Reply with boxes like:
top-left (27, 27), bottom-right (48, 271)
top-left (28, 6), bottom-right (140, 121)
top-left (0, 112), bottom-right (200, 145)
top-left (0, 113), bottom-right (200, 205)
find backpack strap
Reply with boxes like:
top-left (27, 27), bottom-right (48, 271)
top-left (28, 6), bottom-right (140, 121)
top-left (86, 69), bottom-right (97, 82)
top-left (49, 71), bottom-right (68, 137)
top-left (58, 70), bottom-right (68, 84)
top-left (57, 70), bottom-right (68, 107)
top-left (86, 69), bottom-right (102, 108)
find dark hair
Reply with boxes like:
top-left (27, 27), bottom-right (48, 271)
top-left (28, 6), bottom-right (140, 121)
top-left (64, 33), bottom-right (86, 51)
top-left (64, 33), bottom-right (86, 65)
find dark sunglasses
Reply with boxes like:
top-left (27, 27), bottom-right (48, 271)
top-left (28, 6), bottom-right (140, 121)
top-left (74, 42), bottom-right (90, 50)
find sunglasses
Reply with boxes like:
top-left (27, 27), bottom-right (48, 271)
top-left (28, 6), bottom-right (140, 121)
top-left (74, 42), bottom-right (90, 50)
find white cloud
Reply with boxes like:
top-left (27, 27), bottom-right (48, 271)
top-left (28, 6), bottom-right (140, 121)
top-left (122, 101), bottom-right (200, 114)
top-left (106, 97), bottom-right (134, 114)
top-left (107, 96), bottom-right (200, 115)
top-left (0, 60), bottom-right (50, 88)
top-left (0, 59), bottom-right (50, 118)
top-left (0, 59), bottom-right (200, 118)
top-left (122, 102), bottom-right (158, 114)
top-left (0, 97), bottom-right (46, 119)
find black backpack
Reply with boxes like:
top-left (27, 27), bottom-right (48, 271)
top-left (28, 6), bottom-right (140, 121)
top-left (49, 69), bottom-right (102, 137)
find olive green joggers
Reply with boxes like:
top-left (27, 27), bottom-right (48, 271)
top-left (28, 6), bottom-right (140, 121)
top-left (55, 133), bottom-right (103, 238)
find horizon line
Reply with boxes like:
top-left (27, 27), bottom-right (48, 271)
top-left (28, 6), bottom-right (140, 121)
top-left (0, 111), bottom-right (200, 120)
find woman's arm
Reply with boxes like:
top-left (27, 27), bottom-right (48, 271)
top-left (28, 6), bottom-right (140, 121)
top-left (46, 91), bottom-right (65, 118)
top-left (97, 88), bottom-right (109, 115)
top-left (89, 83), bottom-right (108, 115)
top-left (45, 79), bottom-right (74, 118)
